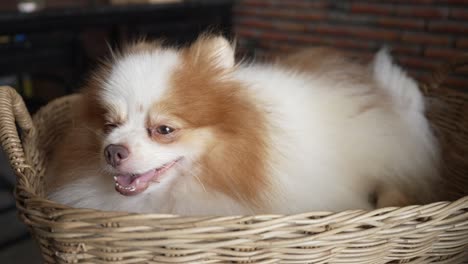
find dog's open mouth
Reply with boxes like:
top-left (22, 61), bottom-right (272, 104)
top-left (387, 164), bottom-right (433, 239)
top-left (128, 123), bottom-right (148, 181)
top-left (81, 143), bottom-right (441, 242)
top-left (113, 159), bottom-right (180, 196)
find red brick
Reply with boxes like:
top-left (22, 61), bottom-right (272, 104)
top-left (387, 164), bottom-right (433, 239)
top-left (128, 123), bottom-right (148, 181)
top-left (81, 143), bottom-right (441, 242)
top-left (428, 21), bottom-right (468, 34)
top-left (312, 25), bottom-right (347, 35)
top-left (350, 28), bottom-right (399, 41)
top-left (401, 32), bottom-right (452, 46)
top-left (262, 40), bottom-right (376, 58)
top-left (314, 25), bottom-right (400, 41)
top-left (411, 71), bottom-right (431, 83)
top-left (235, 28), bottom-right (259, 38)
top-left (377, 17), bottom-right (425, 30)
top-left (351, 27), bottom-right (400, 41)
top-left (291, 35), bottom-right (323, 44)
top-left (395, 6), bottom-right (448, 18)
top-left (235, 8), bottom-right (326, 21)
top-left (398, 56), bottom-right (437, 70)
top-left (295, 12), bottom-right (327, 21)
top-left (262, 31), bottom-right (290, 41)
top-left (438, 0), bottom-right (468, 4)
top-left (275, 0), bottom-right (329, 9)
top-left (391, 44), bottom-right (422, 55)
top-left (444, 76), bottom-right (468, 90)
top-left (340, 50), bottom-right (371, 60)
top-left (450, 9), bottom-right (468, 20)
top-left (425, 47), bottom-right (463, 59)
top-left (346, 51), bottom-right (374, 61)
top-left (275, 22), bottom-right (308, 32)
top-left (326, 38), bottom-right (376, 50)
top-left (456, 38), bottom-right (468, 48)
top-left (237, 19), bottom-right (308, 32)
top-left (236, 19), bottom-right (273, 30)
top-left (239, 32), bottom-right (325, 47)
top-left (350, 3), bottom-right (394, 15)
top-left (328, 12), bottom-right (375, 25)
top-left (262, 9), bottom-right (325, 21)
top-left (455, 65), bottom-right (468, 75)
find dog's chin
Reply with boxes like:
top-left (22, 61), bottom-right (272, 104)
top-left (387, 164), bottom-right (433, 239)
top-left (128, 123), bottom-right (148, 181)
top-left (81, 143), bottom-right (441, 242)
top-left (112, 158), bottom-right (182, 196)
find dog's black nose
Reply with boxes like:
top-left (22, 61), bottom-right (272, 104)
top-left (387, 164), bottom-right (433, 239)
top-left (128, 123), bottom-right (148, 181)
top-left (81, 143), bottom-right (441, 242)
top-left (104, 144), bottom-right (129, 167)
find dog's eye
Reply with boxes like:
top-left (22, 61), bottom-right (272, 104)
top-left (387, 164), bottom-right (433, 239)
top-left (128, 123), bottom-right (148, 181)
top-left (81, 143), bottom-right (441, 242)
top-left (155, 125), bottom-right (175, 135)
top-left (104, 123), bottom-right (118, 133)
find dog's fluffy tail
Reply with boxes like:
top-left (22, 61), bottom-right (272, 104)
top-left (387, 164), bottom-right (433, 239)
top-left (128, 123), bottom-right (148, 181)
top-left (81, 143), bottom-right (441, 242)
top-left (372, 48), bottom-right (442, 205)
top-left (372, 48), bottom-right (425, 113)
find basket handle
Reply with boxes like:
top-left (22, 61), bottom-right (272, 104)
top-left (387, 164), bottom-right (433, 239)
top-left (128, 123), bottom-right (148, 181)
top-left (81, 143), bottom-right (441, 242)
top-left (0, 86), bottom-right (36, 182)
top-left (421, 54), bottom-right (468, 93)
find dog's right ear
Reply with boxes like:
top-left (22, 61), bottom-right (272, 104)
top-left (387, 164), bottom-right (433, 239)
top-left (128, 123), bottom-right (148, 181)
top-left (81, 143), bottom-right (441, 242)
top-left (188, 34), bottom-right (235, 70)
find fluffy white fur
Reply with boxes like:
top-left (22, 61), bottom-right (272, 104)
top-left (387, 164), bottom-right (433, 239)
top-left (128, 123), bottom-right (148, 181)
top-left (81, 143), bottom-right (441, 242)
top-left (47, 38), bottom-right (439, 215)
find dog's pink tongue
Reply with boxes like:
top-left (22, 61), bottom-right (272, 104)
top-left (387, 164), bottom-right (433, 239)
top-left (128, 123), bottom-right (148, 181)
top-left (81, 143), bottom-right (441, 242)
top-left (114, 170), bottom-right (156, 196)
top-left (115, 174), bottom-right (133, 186)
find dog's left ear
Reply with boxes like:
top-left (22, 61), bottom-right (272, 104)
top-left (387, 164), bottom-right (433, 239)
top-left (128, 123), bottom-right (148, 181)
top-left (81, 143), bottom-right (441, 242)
top-left (188, 35), bottom-right (235, 69)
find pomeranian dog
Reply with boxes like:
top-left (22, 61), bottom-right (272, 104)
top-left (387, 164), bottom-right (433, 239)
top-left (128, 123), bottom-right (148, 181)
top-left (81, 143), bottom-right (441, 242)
top-left (46, 35), bottom-right (440, 215)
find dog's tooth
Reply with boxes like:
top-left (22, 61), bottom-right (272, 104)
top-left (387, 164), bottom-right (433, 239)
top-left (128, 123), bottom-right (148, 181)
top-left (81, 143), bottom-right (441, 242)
top-left (113, 176), bottom-right (118, 181)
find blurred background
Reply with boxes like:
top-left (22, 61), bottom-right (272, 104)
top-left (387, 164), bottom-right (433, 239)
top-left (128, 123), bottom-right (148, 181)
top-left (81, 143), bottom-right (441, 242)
top-left (0, 0), bottom-right (467, 263)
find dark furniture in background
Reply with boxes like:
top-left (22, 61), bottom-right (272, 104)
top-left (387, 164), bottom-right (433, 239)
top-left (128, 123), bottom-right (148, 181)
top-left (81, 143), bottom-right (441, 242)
top-left (0, 0), bottom-right (234, 113)
top-left (0, 1), bottom-right (233, 262)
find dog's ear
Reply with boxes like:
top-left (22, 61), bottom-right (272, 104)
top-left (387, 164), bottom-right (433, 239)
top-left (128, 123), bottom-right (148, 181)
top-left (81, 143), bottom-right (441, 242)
top-left (188, 34), bottom-right (235, 69)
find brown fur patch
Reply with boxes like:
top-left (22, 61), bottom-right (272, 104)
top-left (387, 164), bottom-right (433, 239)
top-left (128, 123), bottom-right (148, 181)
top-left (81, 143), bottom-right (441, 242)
top-left (46, 62), bottom-right (115, 192)
top-left (283, 46), bottom-right (371, 67)
top-left (376, 187), bottom-right (412, 208)
top-left (149, 36), bottom-right (271, 208)
top-left (45, 95), bottom-right (104, 192)
top-left (280, 47), bottom-right (373, 84)
top-left (280, 47), bottom-right (391, 116)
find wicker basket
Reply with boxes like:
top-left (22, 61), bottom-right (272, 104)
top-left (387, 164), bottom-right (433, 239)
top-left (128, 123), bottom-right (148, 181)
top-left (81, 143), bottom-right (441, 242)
top-left (1, 56), bottom-right (468, 263)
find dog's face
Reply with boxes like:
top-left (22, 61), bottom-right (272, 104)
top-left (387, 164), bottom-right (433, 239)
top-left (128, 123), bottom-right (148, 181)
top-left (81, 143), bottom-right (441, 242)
top-left (82, 36), bottom-right (241, 196)
top-left (98, 47), bottom-right (194, 196)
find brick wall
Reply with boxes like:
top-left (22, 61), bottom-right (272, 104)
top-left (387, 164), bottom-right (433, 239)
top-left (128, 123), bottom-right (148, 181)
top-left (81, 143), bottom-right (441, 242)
top-left (234, 0), bottom-right (468, 90)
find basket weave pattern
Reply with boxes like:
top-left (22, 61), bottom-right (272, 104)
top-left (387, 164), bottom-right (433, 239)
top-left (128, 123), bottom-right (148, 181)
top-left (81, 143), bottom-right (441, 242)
top-left (0, 57), bottom-right (467, 263)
